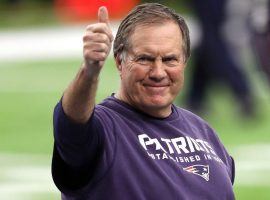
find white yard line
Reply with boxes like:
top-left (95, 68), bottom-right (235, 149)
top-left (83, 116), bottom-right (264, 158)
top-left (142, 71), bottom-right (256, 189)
top-left (0, 154), bottom-right (58, 199)
top-left (0, 166), bottom-right (58, 200)
top-left (230, 144), bottom-right (270, 186)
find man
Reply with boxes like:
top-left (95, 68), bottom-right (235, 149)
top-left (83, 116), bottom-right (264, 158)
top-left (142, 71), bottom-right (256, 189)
top-left (186, 0), bottom-right (254, 116)
top-left (52, 3), bottom-right (235, 199)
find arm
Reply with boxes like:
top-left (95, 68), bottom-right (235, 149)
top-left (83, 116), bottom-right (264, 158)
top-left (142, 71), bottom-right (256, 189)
top-left (52, 7), bottom-right (114, 192)
top-left (62, 6), bottom-right (113, 123)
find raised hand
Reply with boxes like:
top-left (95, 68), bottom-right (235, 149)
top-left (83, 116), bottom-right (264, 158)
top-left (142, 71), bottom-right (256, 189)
top-left (83, 6), bottom-right (114, 74)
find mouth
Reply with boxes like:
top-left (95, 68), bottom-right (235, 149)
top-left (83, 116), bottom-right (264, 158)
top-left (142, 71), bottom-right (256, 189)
top-left (144, 85), bottom-right (168, 89)
top-left (143, 83), bottom-right (170, 87)
top-left (143, 84), bottom-right (169, 93)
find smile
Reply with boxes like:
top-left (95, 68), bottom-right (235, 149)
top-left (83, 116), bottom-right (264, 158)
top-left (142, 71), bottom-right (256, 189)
top-left (143, 82), bottom-right (170, 87)
top-left (143, 85), bottom-right (169, 93)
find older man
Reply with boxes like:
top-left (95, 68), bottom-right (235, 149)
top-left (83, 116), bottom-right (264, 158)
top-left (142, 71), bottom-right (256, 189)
top-left (52, 3), bottom-right (235, 200)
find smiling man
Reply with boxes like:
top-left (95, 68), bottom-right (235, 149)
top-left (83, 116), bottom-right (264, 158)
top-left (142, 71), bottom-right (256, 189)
top-left (52, 3), bottom-right (235, 200)
top-left (115, 21), bottom-right (185, 118)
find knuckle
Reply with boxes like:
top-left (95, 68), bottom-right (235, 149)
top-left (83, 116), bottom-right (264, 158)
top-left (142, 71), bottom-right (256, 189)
top-left (82, 34), bottom-right (90, 42)
top-left (100, 34), bottom-right (111, 45)
top-left (99, 23), bottom-right (107, 28)
top-left (83, 31), bottom-right (96, 41)
top-left (83, 32), bottom-right (110, 44)
top-left (83, 31), bottom-right (94, 41)
top-left (98, 33), bottom-right (107, 41)
top-left (83, 43), bottom-right (91, 50)
top-left (92, 52), bottom-right (104, 61)
top-left (83, 49), bottom-right (90, 59)
top-left (84, 50), bottom-right (107, 62)
top-left (103, 44), bottom-right (110, 52)
top-left (99, 43), bottom-right (106, 50)
top-left (86, 24), bottom-right (95, 30)
top-left (98, 52), bottom-right (107, 61)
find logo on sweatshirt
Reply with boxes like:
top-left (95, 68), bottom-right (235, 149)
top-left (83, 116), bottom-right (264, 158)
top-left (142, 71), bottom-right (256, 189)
top-left (137, 133), bottom-right (223, 182)
top-left (137, 133), bottom-right (223, 165)
top-left (183, 165), bottom-right (210, 181)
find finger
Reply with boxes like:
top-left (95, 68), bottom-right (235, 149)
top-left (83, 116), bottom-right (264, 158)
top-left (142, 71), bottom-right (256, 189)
top-left (83, 32), bottom-right (111, 46)
top-left (86, 24), bottom-right (113, 42)
top-left (98, 6), bottom-right (109, 24)
top-left (84, 42), bottom-right (109, 53)
top-left (84, 50), bottom-right (107, 62)
top-left (91, 52), bottom-right (107, 61)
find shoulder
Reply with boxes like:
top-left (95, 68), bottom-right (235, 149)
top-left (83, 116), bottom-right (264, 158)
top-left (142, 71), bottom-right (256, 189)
top-left (92, 96), bottom-right (134, 130)
top-left (175, 106), bottom-right (211, 129)
top-left (94, 97), bottom-right (122, 118)
top-left (176, 106), bottom-right (234, 179)
top-left (94, 95), bottom-right (141, 121)
top-left (174, 105), bottom-right (221, 149)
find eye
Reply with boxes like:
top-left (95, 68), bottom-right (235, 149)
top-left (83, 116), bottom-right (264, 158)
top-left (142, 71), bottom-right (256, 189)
top-left (162, 56), bottom-right (179, 66)
top-left (135, 55), bottom-right (154, 65)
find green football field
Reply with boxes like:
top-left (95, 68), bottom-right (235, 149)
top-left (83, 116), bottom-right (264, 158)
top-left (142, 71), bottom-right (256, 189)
top-left (0, 58), bottom-right (270, 199)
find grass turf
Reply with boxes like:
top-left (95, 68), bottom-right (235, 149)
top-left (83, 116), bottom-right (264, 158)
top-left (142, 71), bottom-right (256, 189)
top-left (0, 58), bottom-right (270, 199)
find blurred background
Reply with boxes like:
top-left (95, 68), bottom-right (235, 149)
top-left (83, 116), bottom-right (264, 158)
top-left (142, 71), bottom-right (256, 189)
top-left (0, 0), bottom-right (269, 199)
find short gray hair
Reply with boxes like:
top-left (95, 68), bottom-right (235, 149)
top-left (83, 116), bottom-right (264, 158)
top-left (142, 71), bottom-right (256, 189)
top-left (113, 3), bottom-right (191, 63)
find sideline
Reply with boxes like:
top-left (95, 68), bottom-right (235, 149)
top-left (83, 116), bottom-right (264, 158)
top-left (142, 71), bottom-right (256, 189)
top-left (0, 18), bottom-right (199, 62)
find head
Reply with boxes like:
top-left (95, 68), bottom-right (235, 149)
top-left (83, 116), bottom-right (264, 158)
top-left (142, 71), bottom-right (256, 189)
top-left (114, 3), bottom-right (190, 63)
top-left (113, 3), bottom-right (191, 118)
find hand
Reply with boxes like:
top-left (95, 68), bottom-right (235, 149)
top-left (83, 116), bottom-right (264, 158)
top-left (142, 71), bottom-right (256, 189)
top-left (83, 6), bottom-right (114, 74)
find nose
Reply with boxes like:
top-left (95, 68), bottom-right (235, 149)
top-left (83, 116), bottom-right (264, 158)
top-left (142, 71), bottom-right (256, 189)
top-left (149, 59), bottom-right (167, 82)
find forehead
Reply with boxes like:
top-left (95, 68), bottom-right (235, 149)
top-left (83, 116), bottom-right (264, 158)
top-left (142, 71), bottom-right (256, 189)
top-left (128, 21), bottom-right (182, 55)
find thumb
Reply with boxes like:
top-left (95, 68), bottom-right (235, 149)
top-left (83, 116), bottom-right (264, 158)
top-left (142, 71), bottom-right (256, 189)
top-left (98, 6), bottom-right (110, 24)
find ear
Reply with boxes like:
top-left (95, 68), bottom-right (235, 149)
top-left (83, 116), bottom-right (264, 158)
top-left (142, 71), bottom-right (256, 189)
top-left (183, 62), bottom-right (187, 69)
top-left (115, 55), bottom-right (123, 72)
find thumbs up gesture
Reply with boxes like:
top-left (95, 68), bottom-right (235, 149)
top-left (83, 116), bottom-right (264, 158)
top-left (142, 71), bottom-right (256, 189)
top-left (83, 6), bottom-right (114, 74)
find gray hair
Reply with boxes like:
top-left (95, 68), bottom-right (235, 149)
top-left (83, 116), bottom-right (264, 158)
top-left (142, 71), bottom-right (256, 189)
top-left (113, 3), bottom-right (191, 63)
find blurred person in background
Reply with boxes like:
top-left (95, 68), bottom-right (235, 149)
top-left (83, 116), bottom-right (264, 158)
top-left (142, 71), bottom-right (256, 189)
top-left (249, 0), bottom-right (270, 85)
top-left (52, 3), bottom-right (235, 200)
top-left (224, 0), bottom-right (270, 87)
top-left (186, 0), bottom-right (255, 117)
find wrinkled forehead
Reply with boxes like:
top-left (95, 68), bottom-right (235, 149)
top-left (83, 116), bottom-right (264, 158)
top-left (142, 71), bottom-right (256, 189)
top-left (129, 19), bottom-right (181, 39)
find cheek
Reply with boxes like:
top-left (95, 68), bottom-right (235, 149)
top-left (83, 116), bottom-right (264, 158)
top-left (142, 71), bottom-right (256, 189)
top-left (122, 64), bottom-right (149, 90)
top-left (169, 67), bottom-right (185, 84)
top-left (126, 65), bottom-right (148, 82)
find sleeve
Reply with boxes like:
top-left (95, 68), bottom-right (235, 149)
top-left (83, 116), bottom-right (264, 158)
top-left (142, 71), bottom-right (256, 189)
top-left (211, 133), bottom-right (236, 185)
top-left (51, 100), bottom-right (104, 193)
top-left (197, 118), bottom-right (236, 185)
top-left (209, 129), bottom-right (236, 185)
top-left (218, 143), bottom-right (235, 185)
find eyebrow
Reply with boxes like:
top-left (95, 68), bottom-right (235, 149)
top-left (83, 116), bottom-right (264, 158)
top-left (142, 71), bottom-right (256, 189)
top-left (134, 53), bottom-right (179, 58)
top-left (162, 54), bottom-right (179, 59)
top-left (133, 54), bottom-right (155, 60)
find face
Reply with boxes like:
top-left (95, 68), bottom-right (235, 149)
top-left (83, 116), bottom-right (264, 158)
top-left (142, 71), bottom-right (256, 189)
top-left (116, 21), bottom-right (186, 117)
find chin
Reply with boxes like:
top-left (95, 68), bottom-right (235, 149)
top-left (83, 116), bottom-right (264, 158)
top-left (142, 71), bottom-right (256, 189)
top-left (143, 96), bottom-right (171, 108)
